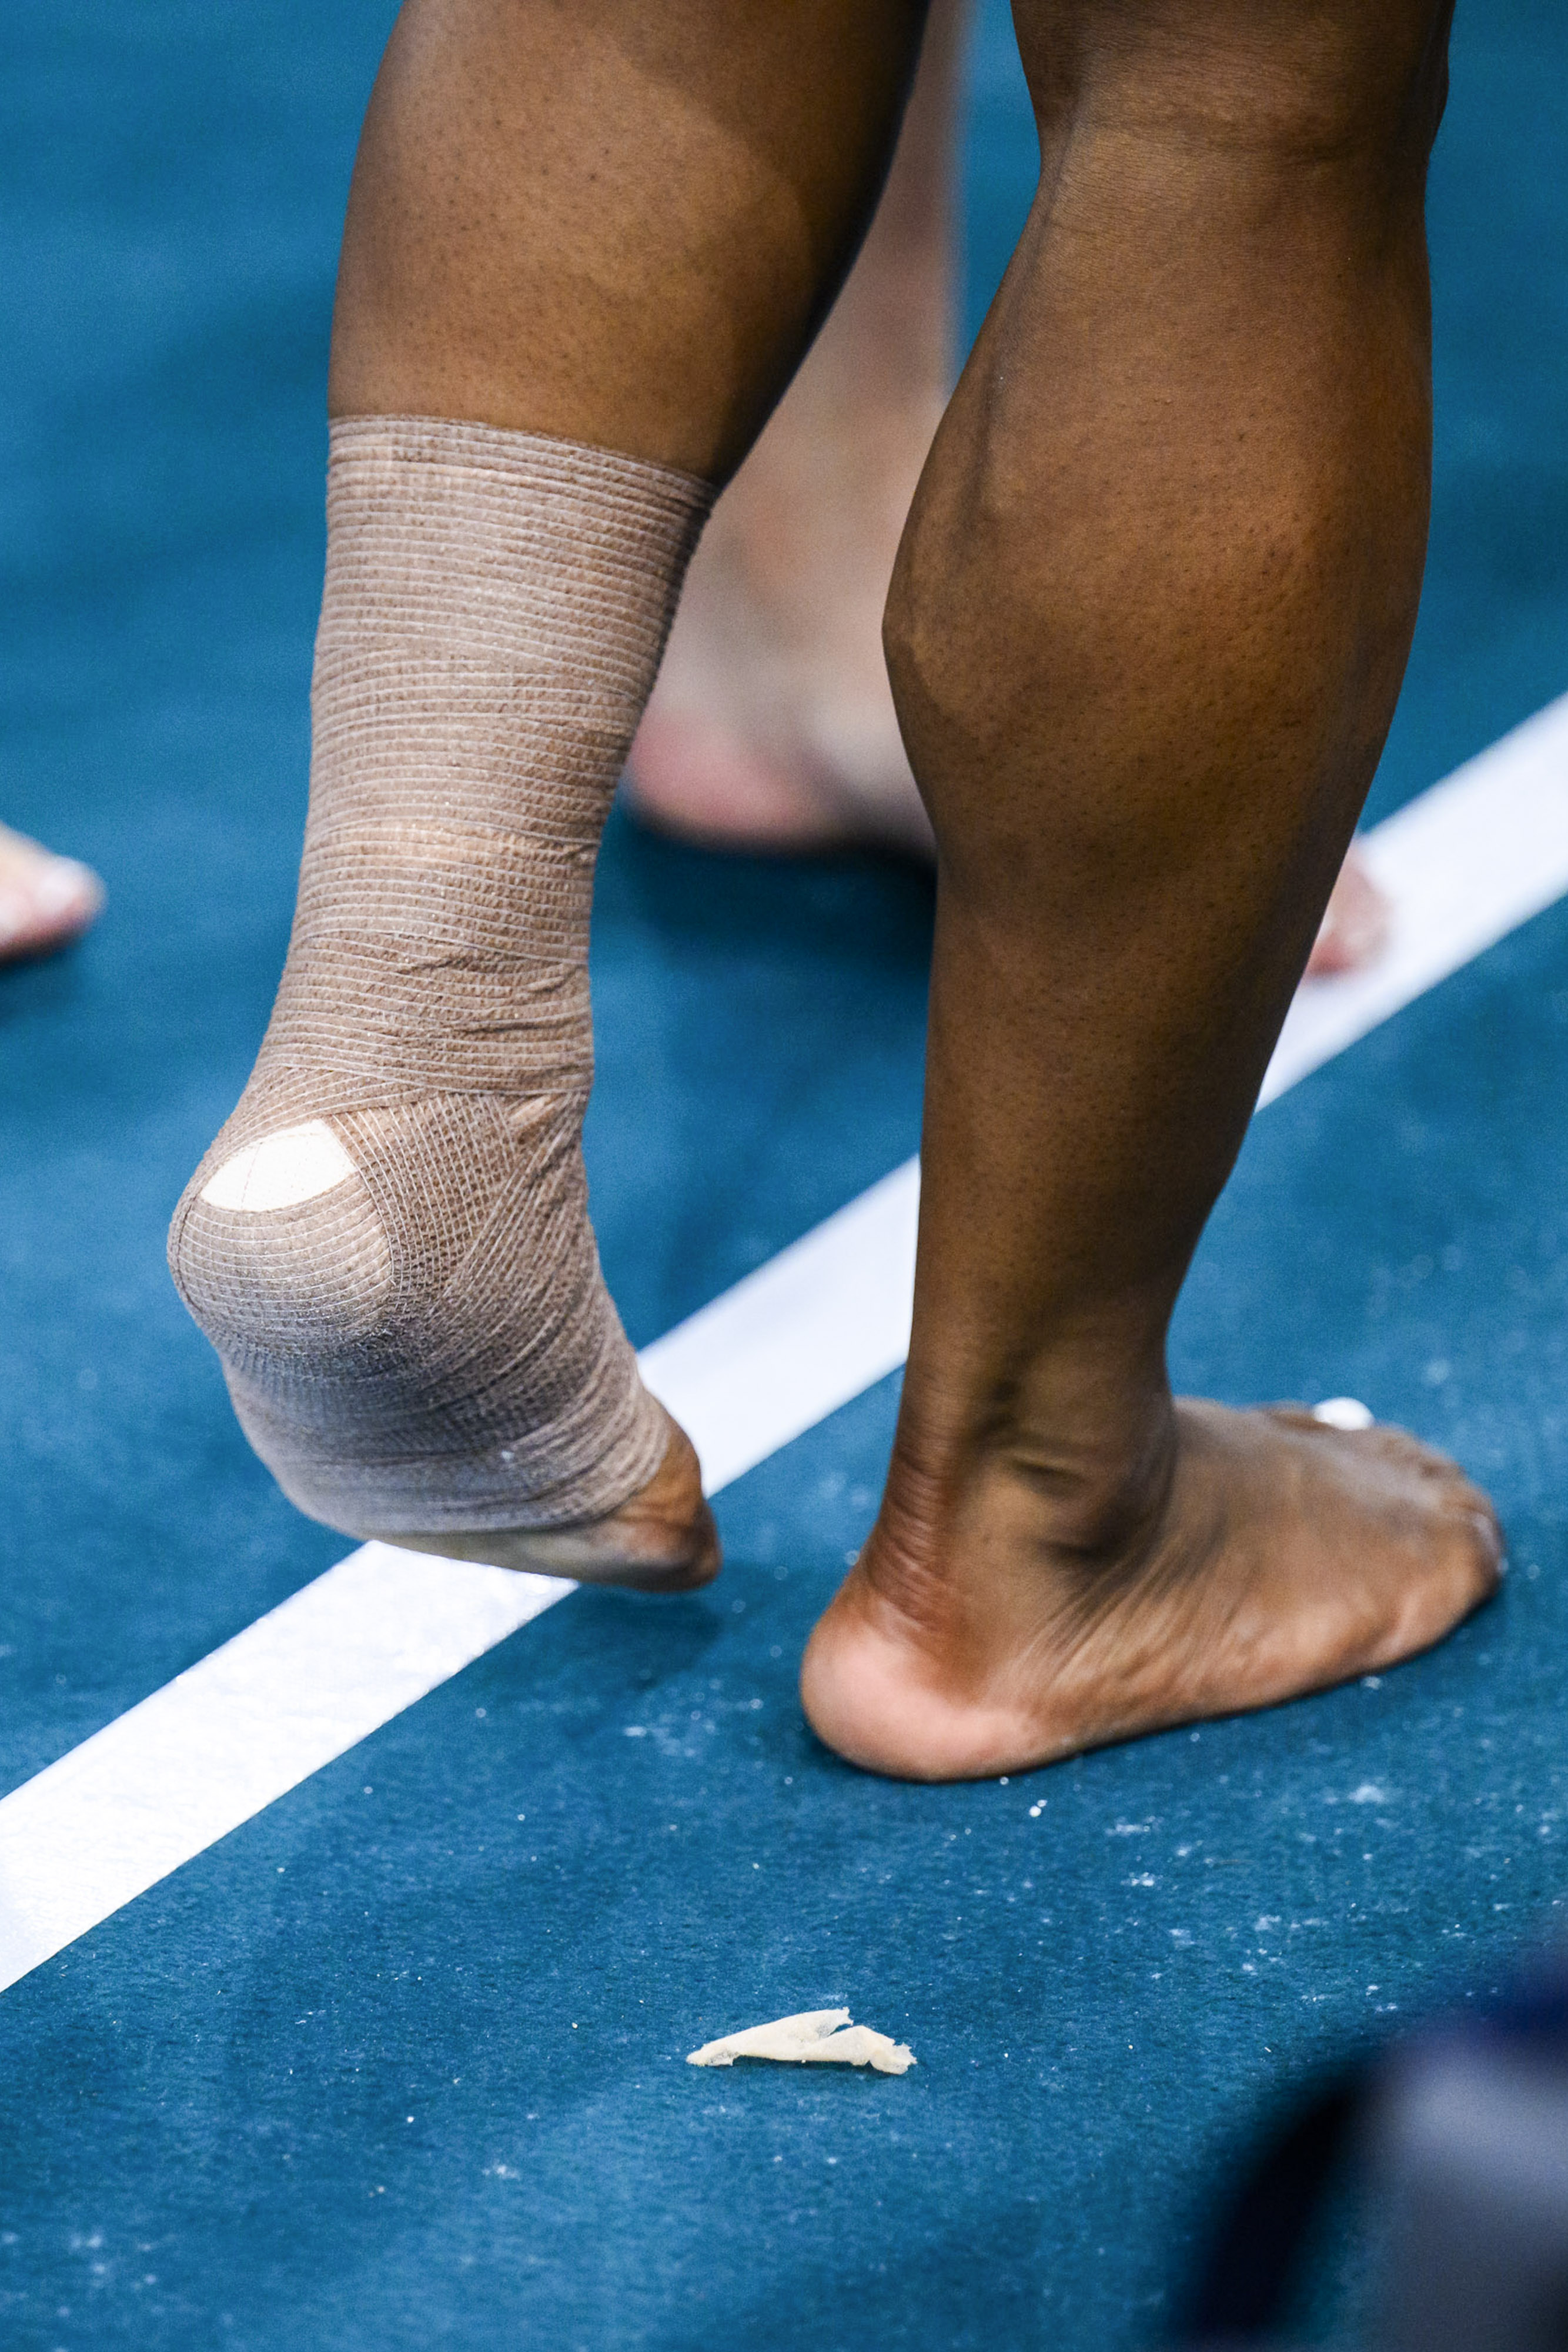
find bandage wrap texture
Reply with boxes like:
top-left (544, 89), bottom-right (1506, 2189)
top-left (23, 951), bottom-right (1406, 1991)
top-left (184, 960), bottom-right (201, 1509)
top-left (169, 416), bottom-right (711, 1534)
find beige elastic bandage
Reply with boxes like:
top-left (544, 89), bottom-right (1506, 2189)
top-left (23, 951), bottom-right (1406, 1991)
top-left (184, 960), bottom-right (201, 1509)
top-left (168, 416), bottom-right (712, 1536)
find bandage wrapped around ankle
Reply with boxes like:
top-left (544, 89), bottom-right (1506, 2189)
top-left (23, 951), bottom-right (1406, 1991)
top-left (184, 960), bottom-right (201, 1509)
top-left (169, 416), bottom-right (711, 1535)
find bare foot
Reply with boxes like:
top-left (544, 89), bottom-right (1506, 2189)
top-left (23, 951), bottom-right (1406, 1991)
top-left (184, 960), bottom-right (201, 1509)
top-left (625, 379), bottom-right (941, 864)
top-left (801, 1402), bottom-right (1501, 1780)
top-left (0, 823), bottom-right (103, 965)
top-left (624, 0), bottom-right (954, 865)
top-left (627, 701), bottom-right (935, 860)
top-left (382, 1405), bottom-right (720, 1593)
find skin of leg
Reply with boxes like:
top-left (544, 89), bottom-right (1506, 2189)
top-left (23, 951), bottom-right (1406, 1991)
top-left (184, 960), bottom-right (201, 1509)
top-left (330, 0), bottom-right (930, 481)
top-left (801, 0), bottom-right (1503, 1775)
top-left (320, 0), bottom-right (930, 1584)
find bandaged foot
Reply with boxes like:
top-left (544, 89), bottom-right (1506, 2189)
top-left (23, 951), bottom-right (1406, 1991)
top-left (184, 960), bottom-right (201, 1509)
top-left (169, 417), bottom-right (718, 1586)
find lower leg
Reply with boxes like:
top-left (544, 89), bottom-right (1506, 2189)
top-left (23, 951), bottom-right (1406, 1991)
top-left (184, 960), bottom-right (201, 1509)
top-left (170, 0), bottom-right (928, 1583)
top-left (803, 0), bottom-right (1500, 1775)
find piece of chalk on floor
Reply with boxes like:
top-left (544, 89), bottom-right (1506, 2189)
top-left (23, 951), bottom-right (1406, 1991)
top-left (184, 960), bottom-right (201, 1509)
top-left (1312, 1396), bottom-right (1375, 1431)
top-left (686, 2009), bottom-right (916, 2074)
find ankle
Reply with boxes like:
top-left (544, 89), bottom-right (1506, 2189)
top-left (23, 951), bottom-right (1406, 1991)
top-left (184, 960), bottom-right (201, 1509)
top-left (871, 1390), bottom-right (1182, 1601)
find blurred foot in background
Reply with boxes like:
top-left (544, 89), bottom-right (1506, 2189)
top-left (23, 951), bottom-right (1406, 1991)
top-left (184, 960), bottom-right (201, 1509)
top-left (0, 824), bottom-right (104, 966)
top-left (625, 0), bottom-right (1389, 981)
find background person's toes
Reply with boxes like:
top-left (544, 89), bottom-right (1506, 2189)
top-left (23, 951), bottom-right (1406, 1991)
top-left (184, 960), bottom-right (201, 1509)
top-left (0, 825), bottom-right (104, 964)
top-left (1303, 843), bottom-right (1390, 978)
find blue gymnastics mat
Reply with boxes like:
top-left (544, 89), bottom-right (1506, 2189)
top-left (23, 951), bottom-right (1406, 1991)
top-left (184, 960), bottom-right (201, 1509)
top-left (2, 4), bottom-right (1567, 2346)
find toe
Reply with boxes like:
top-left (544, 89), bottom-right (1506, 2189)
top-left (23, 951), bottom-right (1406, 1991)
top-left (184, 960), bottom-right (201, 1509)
top-left (0, 837), bottom-right (104, 964)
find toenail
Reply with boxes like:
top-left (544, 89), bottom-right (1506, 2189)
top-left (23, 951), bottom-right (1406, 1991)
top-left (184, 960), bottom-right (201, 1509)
top-left (29, 859), bottom-right (93, 918)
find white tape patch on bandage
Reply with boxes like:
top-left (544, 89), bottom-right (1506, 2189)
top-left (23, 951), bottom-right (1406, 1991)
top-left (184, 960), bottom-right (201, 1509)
top-left (199, 1121), bottom-right (357, 1212)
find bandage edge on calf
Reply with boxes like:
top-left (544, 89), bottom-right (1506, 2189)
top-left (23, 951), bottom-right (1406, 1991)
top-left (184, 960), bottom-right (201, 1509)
top-left (169, 414), bottom-right (713, 1538)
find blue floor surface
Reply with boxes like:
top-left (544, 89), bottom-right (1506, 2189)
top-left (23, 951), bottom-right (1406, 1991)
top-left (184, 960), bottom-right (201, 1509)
top-left (2, 5), bottom-right (1567, 2346)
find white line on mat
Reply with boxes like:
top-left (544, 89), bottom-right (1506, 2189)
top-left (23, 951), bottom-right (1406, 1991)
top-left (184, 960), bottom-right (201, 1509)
top-left (639, 1155), bottom-right (921, 1497)
top-left (0, 1549), bottom-right (567, 1993)
top-left (2, 690), bottom-right (1566, 1994)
